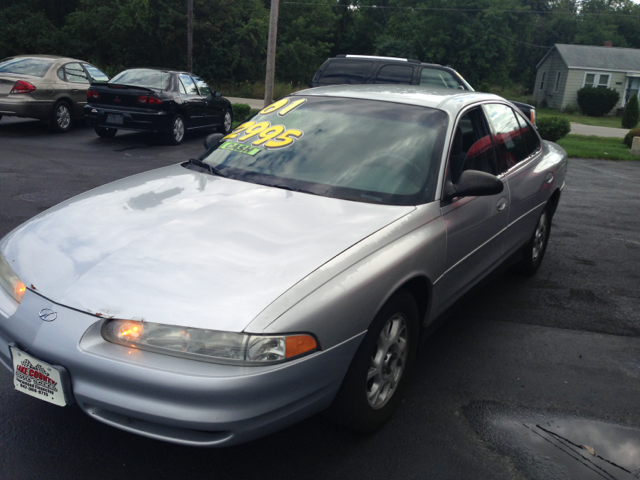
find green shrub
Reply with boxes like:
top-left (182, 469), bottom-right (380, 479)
top-left (622, 94), bottom-right (639, 129)
top-left (536, 117), bottom-right (571, 142)
top-left (562, 103), bottom-right (580, 115)
top-left (577, 87), bottom-right (620, 116)
top-left (232, 104), bottom-right (251, 122)
top-left (478, 82), bottom-right (491, 93)
top-left (623, 128), bottom-right (640, 148)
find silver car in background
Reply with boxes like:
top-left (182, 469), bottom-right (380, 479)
top-left (0, 55), bottom-right (109, 132)
top-left (0, 85), bottom-right (567, 446)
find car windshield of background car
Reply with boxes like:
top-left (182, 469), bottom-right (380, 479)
top-left (109, 69), bottom-right (171, 90)
top-left (0, 58), bottom-right (54, 77)
top-left (201, 97), bottom-right (447, 206)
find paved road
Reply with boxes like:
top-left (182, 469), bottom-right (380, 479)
top-left (226, 96), bottom-right (264, 110)
top-left (1, 119), bottom-right (639, 479)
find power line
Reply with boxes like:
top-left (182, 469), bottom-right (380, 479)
top-left (281, 2), bottom-right (640, 18)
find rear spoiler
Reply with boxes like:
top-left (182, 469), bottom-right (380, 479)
top-left (91, 83), bottom-right (156, 94)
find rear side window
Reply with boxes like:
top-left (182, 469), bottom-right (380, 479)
top-left (483, 104), bottom-right (529, 173)
top-left (420, 69), bottom-right (462, 89)
top-left (84, 64), bottom-right (109, 83)
top-left (0, 57), bottom-right (54, 77)
top-left (374, 65), bottom-right (414, 85)
top-left (317, 60), bottom-right (373, 85)
top-left (515, 114), bottom-right (541, 157)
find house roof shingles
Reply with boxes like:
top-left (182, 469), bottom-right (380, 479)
top-left (552, 44), bottom-right (640, 73)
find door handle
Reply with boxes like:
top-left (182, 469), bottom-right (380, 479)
top-left (545, 172), bottom-right (554, 184)
top-left (497, 197), bottom-right (508, 211)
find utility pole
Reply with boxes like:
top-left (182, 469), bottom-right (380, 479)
top-left (264, 0), bottom-right (280, 107)
top-left (187, 0), bottom-right (193, 73)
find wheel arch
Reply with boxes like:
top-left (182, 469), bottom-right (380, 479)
top-left (395, 275), bottom-right (432, 328)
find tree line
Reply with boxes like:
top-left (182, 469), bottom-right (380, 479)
top-left (1, 0), bottom-right (639, 90)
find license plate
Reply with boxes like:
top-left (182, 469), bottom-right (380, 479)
top-left (106, 114), bottom-right (123, 125)
top-left (10, 347), bottom-right (67, 407)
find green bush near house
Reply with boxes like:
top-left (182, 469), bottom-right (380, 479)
top-left (536, 117), bottom-right (571, 142)
top-left (621, 94), bottom-right (639, 129)
top-left (577, 87), bottom-right (620, 116)
top-left (623, 128), bottom-right (640, 148)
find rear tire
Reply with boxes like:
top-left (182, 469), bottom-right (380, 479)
top-left (94, 126), bottom-right (117, 138)
top-left (166, 114), bottom-right (185, 145)
top-left (327, 290), bottom-right (419, 433)
top-left (50, 101), bottom-right (73, 133)
top-left (514, 206), bottom-right (551, 276)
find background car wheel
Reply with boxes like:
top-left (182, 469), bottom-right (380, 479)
top-left (218, 110), bottom-right (233, 135)
top-left (326, 289), bottom-right (419, 433)
top-left (94, 126), bottom-right (117, 138)
top-left (166, 115), bottom-right (185, 145)
top-left (50, 101), bottom-right (73, 133)
top-left (514, 205), bottom-right (551, 276)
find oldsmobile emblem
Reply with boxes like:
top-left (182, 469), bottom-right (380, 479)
top-left (38, 309), bottom-right (57, 322)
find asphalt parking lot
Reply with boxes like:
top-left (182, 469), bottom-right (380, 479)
top-left (1, 118), bottom-right (639, 480)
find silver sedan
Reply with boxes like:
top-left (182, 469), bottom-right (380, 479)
top-left (0, 85), bottom-right (567, 446)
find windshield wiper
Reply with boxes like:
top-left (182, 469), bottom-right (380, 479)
top-left (188, 158), bottom-right (225, 177)
top-left (263, 183), bottom-right (317, 195)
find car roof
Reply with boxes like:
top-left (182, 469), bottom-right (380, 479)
top-left (293, 84), bottom-right (505, 115)
top-left (8, 55), bottom-right (84, 63)
top-left (332, 54), bottom-right (450, 69)
top-left (126, 67), bottom-right (192, 75)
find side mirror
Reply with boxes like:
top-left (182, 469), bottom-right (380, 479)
top-left (443, 170), bottom-right (503, 201)
top-left (214, 91), bottom-right (222, 98)
top-left (203, 133), bottom-right (224, 150)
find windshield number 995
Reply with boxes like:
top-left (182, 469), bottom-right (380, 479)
top-left (223, 121), bottom-right (303, 149)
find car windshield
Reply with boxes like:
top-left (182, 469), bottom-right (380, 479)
top-left (200, 96), bottom-right (447, 205)
top-left (109, 69), bottom-right (170, 90)
top-left (0, 57), bottom-right (54, 77)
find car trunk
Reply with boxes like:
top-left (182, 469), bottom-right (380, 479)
top-left (88, 83), bottom-right (159, 110)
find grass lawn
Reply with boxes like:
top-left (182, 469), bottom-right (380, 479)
top-left (556, 134), bottom-right (638, 161)
top-left (537, 108), bottom-right (626, 129)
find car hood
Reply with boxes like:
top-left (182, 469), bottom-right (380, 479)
top-left (1, 165), bottom-right (414, 332)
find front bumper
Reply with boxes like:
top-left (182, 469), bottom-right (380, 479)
top-left (0, 97), bottom-right (54, 120)
top-left (0, 291), bottom-right (363, 446)
top-left (84, 105), bottom-right (171, 133)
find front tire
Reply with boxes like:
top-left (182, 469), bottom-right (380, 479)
top-left (327, 290), bottom-right (419, 433)
top-left (50, 101), bottom-right (73, 133)
top-left (219, 110), bottom-right (233, 135)
top-left (166, 114), bottom-right (185, 145)
top-left (514, 206), bottom-right (551, 276)
top-left (94, 126), bottom-right (117, 138)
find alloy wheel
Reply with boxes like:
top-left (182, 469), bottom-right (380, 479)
top-left (367, 313), bottom-right (408, 410)
top-left (532, 210), bottom-right (548, 261)
top-left (173, 117), bottom-right (185, 143)
top-left (56, 104), bottom-right (71, 130)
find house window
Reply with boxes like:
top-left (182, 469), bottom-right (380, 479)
top-left (554, 72), bottom-right (562, 92)
top-left (540, 72), bottom-right (546, 90)
top-left (584, 72), bottom-right (611, 89)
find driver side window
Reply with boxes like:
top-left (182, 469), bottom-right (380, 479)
top-left (448, 108), bottom-right (497, 184)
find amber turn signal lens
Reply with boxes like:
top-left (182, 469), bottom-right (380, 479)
top-left (14, 281), bottom-right (26, 303)
top-left (285, 335), bottom-right (317, 358)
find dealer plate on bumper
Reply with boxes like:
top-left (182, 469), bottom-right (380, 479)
top-left (106, 113), bottom-right (123, 125)
top-left (10, 346), bottom-right (67, 407)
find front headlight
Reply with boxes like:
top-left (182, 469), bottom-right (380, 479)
top-left (101, 319), bottom-right (319, 365)
top-left (0, 252), bottom-right (26, 304)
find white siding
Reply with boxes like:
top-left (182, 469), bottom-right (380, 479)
top-left (533, 49), bottom-right (569, 110)
top-left (562, 69), bottom-right (627, 114)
